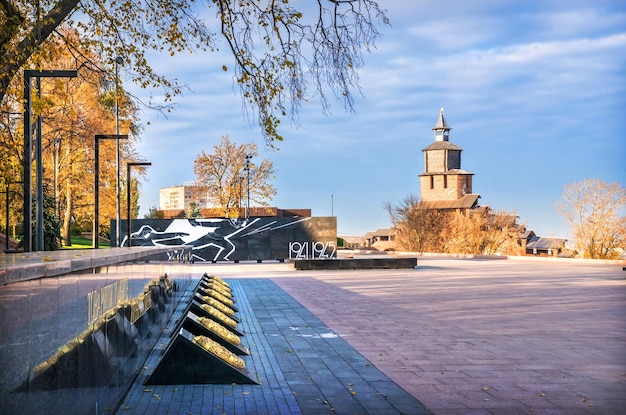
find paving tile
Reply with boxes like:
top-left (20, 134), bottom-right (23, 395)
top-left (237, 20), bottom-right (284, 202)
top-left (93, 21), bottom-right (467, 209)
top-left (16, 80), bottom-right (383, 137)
top-left (114, 277), bottom-right (428, 414)
top-left (266, 258), bottom-right (626, 415)
top-left (4, 256), bottom-right (624, 414)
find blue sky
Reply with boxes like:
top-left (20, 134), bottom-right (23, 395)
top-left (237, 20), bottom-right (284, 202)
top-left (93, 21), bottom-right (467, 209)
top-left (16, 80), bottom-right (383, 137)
top-left (128, 1), bottom-right (626, 238)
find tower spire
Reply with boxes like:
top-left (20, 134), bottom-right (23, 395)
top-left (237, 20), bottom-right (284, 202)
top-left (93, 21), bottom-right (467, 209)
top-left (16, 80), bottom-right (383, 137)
top-left (432, 107), bottom-right (451, 142)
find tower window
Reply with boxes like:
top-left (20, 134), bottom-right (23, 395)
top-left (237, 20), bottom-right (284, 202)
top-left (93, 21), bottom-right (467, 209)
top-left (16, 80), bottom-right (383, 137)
top-left (430, 176), bottom-right (434, 189)
top-left (443, 175), bottom-right (448, 188)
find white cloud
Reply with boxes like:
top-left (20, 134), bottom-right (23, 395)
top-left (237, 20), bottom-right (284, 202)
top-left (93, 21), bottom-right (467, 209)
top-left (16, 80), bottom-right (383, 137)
top-left (406, 17), bottom-right (502, 50)
top-left (467, 33), bottom-right (626, 65)
top-left (129, 1), bottom-right (625, 236)
top-left (532, 7), bottom-right (626, 38)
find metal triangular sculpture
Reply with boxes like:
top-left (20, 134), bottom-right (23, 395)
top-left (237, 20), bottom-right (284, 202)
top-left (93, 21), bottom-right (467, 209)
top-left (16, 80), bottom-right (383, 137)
top-left (182, 311), bottom-right (250, 356)
top-left (145, 275), bottom-right (256, 385)
top-left (145, 328), bottom-right (257, 385)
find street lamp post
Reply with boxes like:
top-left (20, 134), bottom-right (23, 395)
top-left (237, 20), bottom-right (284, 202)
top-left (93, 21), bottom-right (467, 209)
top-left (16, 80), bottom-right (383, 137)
top-left (244, 155), bottom-right (252, 219)
top-left (23, 69), bottom-right (77, 252)
top-left (114, 56), bottom-right (124, 248)
top-left (126, 162), bottom-right (151, 247)
top-left (238, 176), bottom-right (244, 218)
top-left (53, 138), bottom-right (61, 221)
top-left (35, 77), bottom-right (43, 250)
top-left (94, 134), bottom-right (128, 248)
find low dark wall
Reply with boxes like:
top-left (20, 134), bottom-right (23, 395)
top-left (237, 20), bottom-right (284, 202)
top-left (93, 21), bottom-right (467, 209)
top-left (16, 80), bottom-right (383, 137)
top-left (294, 257), bottom-right (418, 270)
top-left (111, 217), bottom-right (337, 262)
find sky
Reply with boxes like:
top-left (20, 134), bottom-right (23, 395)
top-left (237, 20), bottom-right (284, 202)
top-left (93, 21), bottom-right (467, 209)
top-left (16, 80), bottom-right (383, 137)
top-left (127, 0), bottom-right (626, 239)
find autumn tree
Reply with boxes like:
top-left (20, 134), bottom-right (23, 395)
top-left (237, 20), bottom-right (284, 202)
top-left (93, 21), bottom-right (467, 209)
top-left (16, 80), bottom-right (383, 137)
top-left (556, 178), bottom-right (626, 259)
top-left (443, 209), bottom-right (522, 255)
top-left (385, 195), bottom-right (447, 252)
top-left (144, 206), bottom-right (164, 219)
top-left (17, 182), bottom-right (61, 250)
top-left (0, 76), bottom-right (23, 241)
top-left (194, 136), bottom-right (276, 218)
top-left (55, 79), bottom-right (142, 245)
top-left (1, 0), bottom-right (389, 144)
top-left (185, 201), bottom-right (202, 219)
top-left (0, 31), bottom-right (142, 246)
top-left (386, 196), bottom-right (522, 255)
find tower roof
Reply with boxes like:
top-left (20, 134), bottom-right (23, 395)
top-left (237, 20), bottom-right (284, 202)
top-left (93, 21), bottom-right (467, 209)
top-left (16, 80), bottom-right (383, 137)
top-left (418, 194), bottom-right (481, 210)
top-left (422, 141), bottom-right (463, 152)
top-left (432, 107), bottom-right (451, 131)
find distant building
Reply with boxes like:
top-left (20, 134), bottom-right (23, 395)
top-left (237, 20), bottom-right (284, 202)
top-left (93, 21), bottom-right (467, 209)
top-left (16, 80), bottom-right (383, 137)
top-left (518, 230), bottom-right (568, 257)
top-left (364, 228), bottom-right (396, 251)
top-left (158, 185), bottom-right (311, 219)
top-left (159, 185), bottom-right (208, 211)
top-left (352, 109), bottom-right (568, 256)
top-left (418, 108), bottom-right (481, 211)
top-left (338, 235), bottom-right (366, 249)
top-left (201, 207), bottom-right (311, 219)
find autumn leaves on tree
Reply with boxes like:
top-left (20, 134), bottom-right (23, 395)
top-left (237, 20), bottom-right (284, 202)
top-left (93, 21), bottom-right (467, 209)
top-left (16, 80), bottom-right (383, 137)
top-left (1, 0), bottom-right (389, 143)
top-left (193, 136), bottom-right (276, 218)
top-left (386, 178), bottom-right (626, 259)
top-left (1, 0), bottom-right (389, 245)
top-left (0, 33), bottom-right (142, 246)
top-left (556, 179), bottom-right (626, 260)
top-left (385, 195), bottom-right (524, 256)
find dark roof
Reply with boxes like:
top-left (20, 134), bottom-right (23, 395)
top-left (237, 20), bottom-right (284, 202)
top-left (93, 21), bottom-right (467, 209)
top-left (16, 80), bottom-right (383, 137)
top-left (422, 141), bottom-right (463, 151)
top-left (418, 194), bottom-right (480, 210)
top-left (526, 236), bottom-right (567, 250)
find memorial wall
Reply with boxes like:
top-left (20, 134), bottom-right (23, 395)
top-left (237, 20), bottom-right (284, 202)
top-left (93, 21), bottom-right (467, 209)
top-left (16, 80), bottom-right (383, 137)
top-left (0, 258), bottom-right (192, 415)
top-left (111, 216), bottom-right (337, 262)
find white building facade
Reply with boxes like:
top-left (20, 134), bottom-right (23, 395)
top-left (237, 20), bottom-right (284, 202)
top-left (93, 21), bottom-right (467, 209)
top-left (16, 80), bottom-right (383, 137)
top-left (159, 185), bottom-right (208, 211)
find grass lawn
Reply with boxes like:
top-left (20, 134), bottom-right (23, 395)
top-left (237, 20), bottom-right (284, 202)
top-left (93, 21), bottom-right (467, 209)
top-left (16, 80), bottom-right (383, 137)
top-left (62, 235), bottom-right (97, 249)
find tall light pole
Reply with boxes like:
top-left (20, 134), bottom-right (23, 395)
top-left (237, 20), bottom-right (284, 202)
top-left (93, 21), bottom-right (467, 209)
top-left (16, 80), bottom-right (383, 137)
top-left (35, 76), bottom-right (43, 250)
top-left (94, 134), bottom-right (128, 248)
top-left (23, 69), bottom-right (77, 252)
top-left (114, 56), bottom-right (124, 247)
top-left (53, 138), bottom-right (61, 221)
top-left (126, 162), bottom-right (151, 247)
top-left (238, 176), bottom-right (244, 218)
top-left (244, 155), bottom-right (252, 219)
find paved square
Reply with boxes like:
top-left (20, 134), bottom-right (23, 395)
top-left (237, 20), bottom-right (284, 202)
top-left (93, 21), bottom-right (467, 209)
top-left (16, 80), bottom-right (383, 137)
top-left (201, 257), bottom-right (626, 415)
top-left (119, 276), bottom-right (431, 415)
top-left (2, 252), bottom-right (624, 415)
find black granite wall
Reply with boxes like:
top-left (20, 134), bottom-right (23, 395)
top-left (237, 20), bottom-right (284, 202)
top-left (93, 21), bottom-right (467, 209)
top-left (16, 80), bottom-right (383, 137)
top-left (111, 217), bottom-right (337, 262)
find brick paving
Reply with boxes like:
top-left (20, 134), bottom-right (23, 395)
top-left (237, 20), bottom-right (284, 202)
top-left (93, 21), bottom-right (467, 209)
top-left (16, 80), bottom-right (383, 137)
top-left (2, 252), bottom-right (625, 415)
top-left (187, 257), bottom-right (626, 415)
top-left (118, 277), bottom-right (430, 414)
